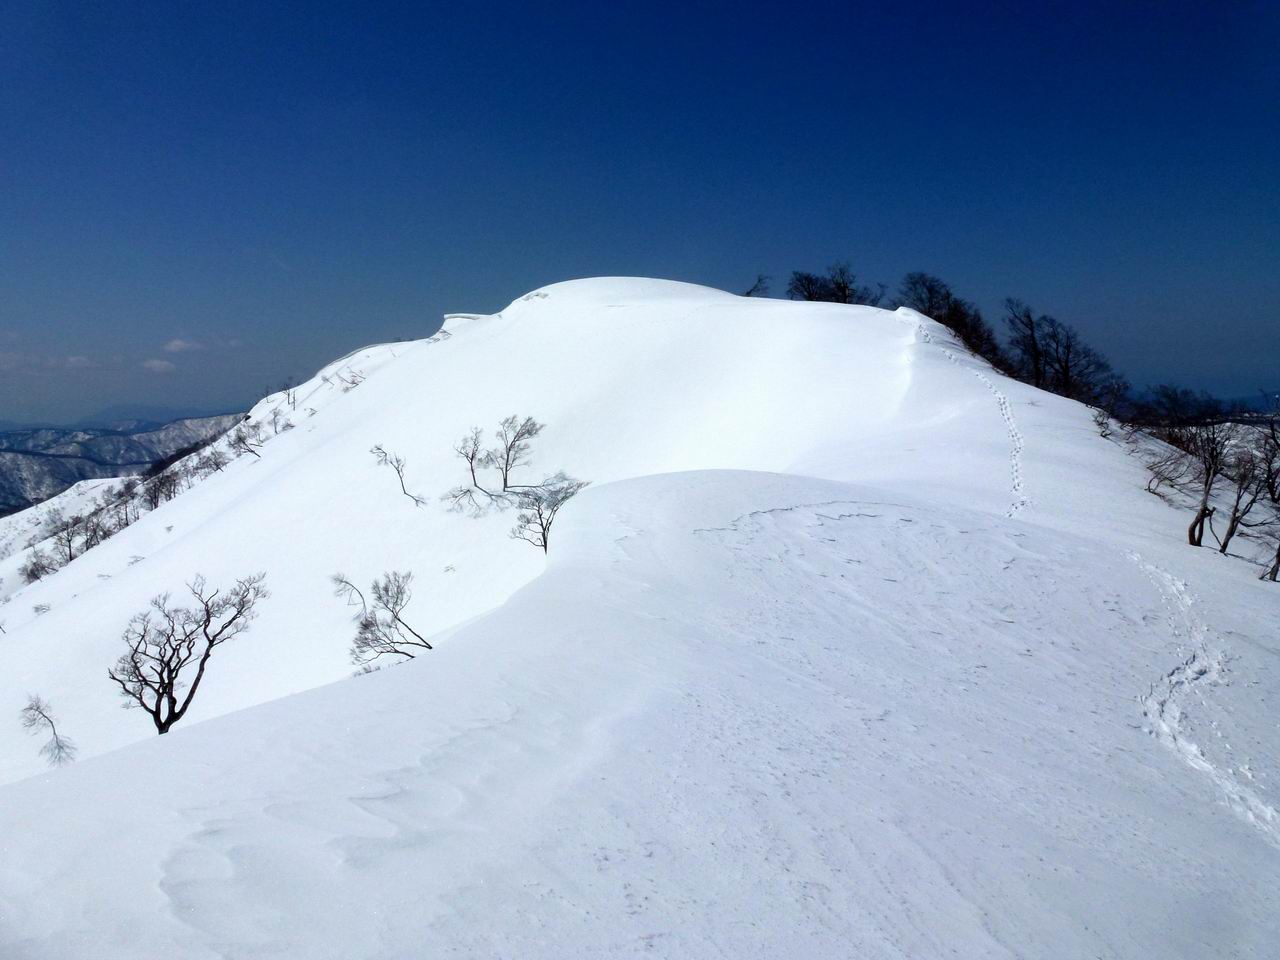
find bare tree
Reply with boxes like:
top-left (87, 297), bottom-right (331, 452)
top-left (444, 415), bottom-right (589, 551)
top-left (19, 549), bottom-right (59, 584)
top-left (1210, 446), bottom-right (1270, 554)
top-left (142, 472), bottom-right (182, 510)
top-left (895, 273), bottom-right (1007, 368)
top-left (511, 477), bottom-right (591, 553)
top-left (895, 272), bottom-right (954, 319)
top-left (1039, 316), bottom-right (1127, 406)
top-left (444, 427), bottom-right (498, 513)
top-left (444, 416), bottom-right (548, 513)
top-left (108, 574), bottom-right (269, 734)
top-left (20, 695), bottom-right (77, 766)
top-left (1183, 420), bottom-right (1239, 547)
top-left (228, 422), bottom-right (265, 459)
top-left (786, 270), bottom-right (831, 302)
top-left (826, 264), bottom-right (885, 306)
top-left (1003, 299), bottom-right (1047, 389)
top-left (194, 447), bottom-right (230, 475)
top-left (371, 445), bottom-right (426, 507)
top-left (490, 415), bottom-right (545, 491)
top-left (787, 264), bottom-right (883, 305)
top-left (332, 571), bottom-right (431, 666)
top-left (50, 512), bottom-right (80, 564)
top-left (1253, 418), bottom-right (1280, 580)
top-left (742, 274), bottom-right (770, 297)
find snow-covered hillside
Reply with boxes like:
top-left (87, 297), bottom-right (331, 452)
top-left (0, 278), bottom-right (1275, 958)
top-left (0, 414), bottom-right (241, 515)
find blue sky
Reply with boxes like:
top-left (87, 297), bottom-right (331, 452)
top-left (1, 0), bottom-right (1276, 423)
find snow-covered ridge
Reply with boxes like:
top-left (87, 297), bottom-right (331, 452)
top-left (0, 278), bottom-right (1275, 958)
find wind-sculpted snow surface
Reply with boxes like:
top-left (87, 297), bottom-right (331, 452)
top-left (0, 279), bottom-right (1276, 957)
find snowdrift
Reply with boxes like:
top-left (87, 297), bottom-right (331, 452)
top-left (0, 278), bottom-right (1276, 958)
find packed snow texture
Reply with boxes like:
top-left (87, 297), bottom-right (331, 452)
top-left (0, 278), bottom-right (1275, 958)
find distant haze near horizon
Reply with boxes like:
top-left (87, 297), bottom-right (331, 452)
top-left (2, 1), bottom-right (1276, 424)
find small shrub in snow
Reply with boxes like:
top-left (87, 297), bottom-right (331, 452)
top-left (443, 415), bottom-right (589, 550)
top-left (510, 479), bottom-right (590, 554)
top-left (20, 695), bottom-right (76, 766)
top-left (228, 422), bottom-right (265, 459)
top-left (332, 571), bottom-right (431, 667)
top-left (371, 445), bottom-right (426, 507)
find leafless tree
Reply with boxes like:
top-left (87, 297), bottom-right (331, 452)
top-left (785, 270), bottom-right (830, 302)
top-left (1252, 418), bottom-right (1280, 580)
top-left (108, 573), bottom-right (269, 734)
top-left (50, 513), bottom-right (80, 564)
top-left (1003, 298), bottom-right (1047, 389)
top-left (19, 549), bottom-right (59, 584)
top-left (1038, 316), bottom-right (1127, 406)
top-left (20, 695), bottom-right (77, 766)
top-left (142, 471), bottom-right (182, 510)
top-left (79, 509), bottom-right (113, 551)
top-left (371, 445), bottom-right (426, 507)
top-left (511, 477), bottom-right (590, 553)
top-left (194, 447), bottom-right (230, 475)
top-left (895, 273), bottom-right (1007, 368)
top-left (333, 369), bottom-right (365, 391)
top-left (228, 422), bottom-right (265, 459)
top-left (787, 264), bottom-right (884, 305)
top-left (114, 479), bottom-right (140, 527)
top-left (332, 571), bottom-right (431, 666)
top-left (1182, 420), bottom-right (1239, 547)
top-left (490, 415), bottom-right (546, 491)
top-left (279, 376), bottom-right (299, 410)
top-left (742, 274), bottom-right (770, 297)
top-left (1210, 446), bottom-right (1271, 554)
top-left (895, 272), bottom-right (954, 319)
top-left (444, 416), bottom-right (547, 513)
top-left (444, 415), bottom-right (589, 550)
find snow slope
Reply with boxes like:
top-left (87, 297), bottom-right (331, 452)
top-left (0, 478), bottom-right (120, 565)
top-left (0, 414), bottom-right (240, 515)
top-left (0, 278), bottom-right (1276, 957)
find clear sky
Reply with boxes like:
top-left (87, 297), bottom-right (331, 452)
top-left (1, 0), bottom-right (1276, 424)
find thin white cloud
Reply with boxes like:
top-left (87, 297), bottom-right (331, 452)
top-left (227, 337), bottom-right (244, 348)
top-left (64, 355), bottom-right (97, 369)
top-left (141, 358), bottom-right (177, 374)
top-left (163, 338), bottom-right (205, 354)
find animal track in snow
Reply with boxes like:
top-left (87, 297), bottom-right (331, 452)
top-left (915, 324), bottom-right (1030, 518)
top-left (1133, 555), bottom-right (1280, 847)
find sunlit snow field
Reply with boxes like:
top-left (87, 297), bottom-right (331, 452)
top-left (0, 279), bottom-right (1275, 958)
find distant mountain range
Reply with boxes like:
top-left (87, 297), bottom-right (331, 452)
top-left (0, 413), bottom-right (243, 516)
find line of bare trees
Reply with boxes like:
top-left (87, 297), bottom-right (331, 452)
top-left (772, 264), bottom-right (1129, 410)
top-left (768, 263), bottom-right (1280, 578)
top-left (15, 420), bottom-right (270, 586)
